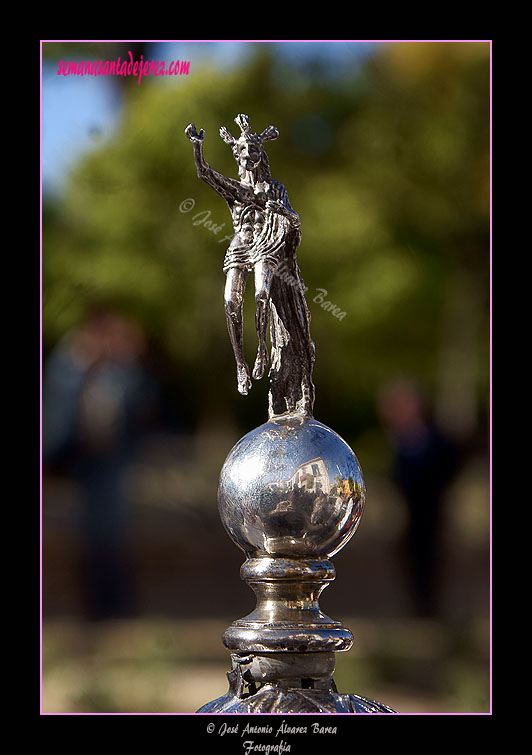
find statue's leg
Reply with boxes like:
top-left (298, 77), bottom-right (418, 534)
top-left (224, 267), bottom-right (252, 395)
top-left (252, 261), bottom-right (275, 381)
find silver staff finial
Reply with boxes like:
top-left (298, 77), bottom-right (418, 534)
top-left (185, 116), bottom-right (396, 714)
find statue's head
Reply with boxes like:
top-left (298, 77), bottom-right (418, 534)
top-left (220, 114), bottom-right (279, 174)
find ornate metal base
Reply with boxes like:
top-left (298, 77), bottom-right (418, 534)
top-left (197, 653), bottom-right (396, 714)
top-left (196, 414), bottom-right (397, 714)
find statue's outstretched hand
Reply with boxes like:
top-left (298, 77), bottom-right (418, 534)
top-left (185, 123), bottom-right (205, 143)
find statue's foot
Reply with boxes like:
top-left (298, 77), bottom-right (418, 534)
top-left (252, 348), bottom-right (268, 380)
top-left (237, 364), bottom-right (252, 395)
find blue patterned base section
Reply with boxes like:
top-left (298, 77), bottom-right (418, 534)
top-left (197, 685), bottom-right (396, 714)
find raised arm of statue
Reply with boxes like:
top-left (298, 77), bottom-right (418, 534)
top-left (185, 123), bottom-right (244, 206)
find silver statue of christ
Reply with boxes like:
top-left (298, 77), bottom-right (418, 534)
top-left (185, 114), bottom-right (315, 418)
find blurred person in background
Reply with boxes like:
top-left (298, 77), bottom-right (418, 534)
top-left (42, 304), bottom-right (162, 620)
top-left (377, 379), bottom-right (460, 618)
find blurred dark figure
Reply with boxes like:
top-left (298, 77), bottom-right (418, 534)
top-left (43, 306), bottom-right (161, 620)
top-left (377, 380), bottom-right (459, 617)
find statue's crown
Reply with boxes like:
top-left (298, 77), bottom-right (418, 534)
top-left (220, 114), bottom-right (279, 146)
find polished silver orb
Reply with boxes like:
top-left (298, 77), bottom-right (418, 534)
top-left (218, 415), bottom-right (365, 559)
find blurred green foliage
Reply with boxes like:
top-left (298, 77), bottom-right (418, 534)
top-left (42, 43), bottom-right (490, 440)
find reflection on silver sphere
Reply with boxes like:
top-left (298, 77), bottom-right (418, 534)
top-left (218, 415), bottom-right (365, 558)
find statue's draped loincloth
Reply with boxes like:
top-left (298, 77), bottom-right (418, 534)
top-left (223, 206), bottom-right (289, 274)
top-left (222, 185), bottom-right (316, 417)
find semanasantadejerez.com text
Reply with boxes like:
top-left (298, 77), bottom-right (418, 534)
top-left (56, 51), bottom-right (190, 84)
